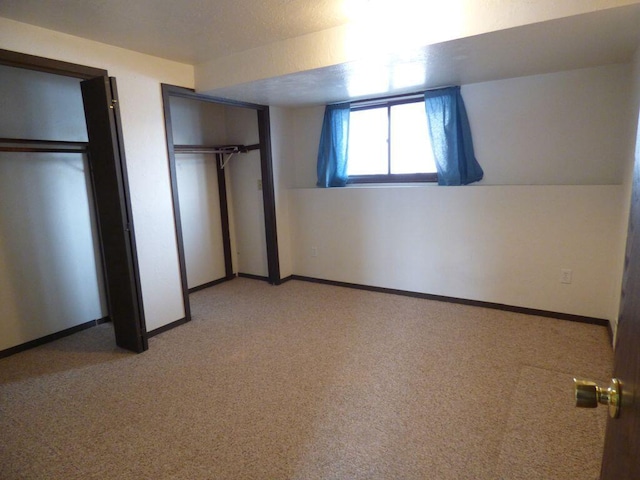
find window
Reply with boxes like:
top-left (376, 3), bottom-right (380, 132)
top-left (347, 97), bottom-right (437, 183)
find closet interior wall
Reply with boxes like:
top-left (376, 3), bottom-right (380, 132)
top-left (169, 96), bottom-right (266, 291)
top-left (0, 65), bottom-right (107, 352)
top-left (170, 96), bottom-right (228, 290)
top-left (226, 107), bottom-right (267, 278)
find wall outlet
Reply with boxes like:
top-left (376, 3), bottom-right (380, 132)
top-left (311, 246), bottom-right (318, 257)
top-left (560, 268), bottom-right (573, 284)
top-left (257, 179), bottom-right (262, 190)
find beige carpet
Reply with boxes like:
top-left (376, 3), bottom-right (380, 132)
top-left (0, 278), bottom-right (613, 479)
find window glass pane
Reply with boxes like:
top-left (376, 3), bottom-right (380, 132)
top-left (347, 107), bottom-right (388, 175)
top-left (390, 102), bottom-right (436, 174)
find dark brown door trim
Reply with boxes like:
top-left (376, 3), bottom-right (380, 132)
top-left (215, 153), bottom-right (235, 279)
top-left (81, 76), bottom-right (148, 352)
top-left (0, 49), bottom-right (147, 353)
top-left (160, 84), bottom-right (281, 318)
top-left (160, 84), bottom-right (192, 326)
top-left (257, 107), bottom-right (281, 284)
top-left (599, 127), bottom-right (640, 477)
top-left (0, 48), bottom-right (106, 79)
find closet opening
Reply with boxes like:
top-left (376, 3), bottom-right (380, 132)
top-left (0, 49), bottom-right (147, 357)
top-left (161, 84), bottom-right (280, 328)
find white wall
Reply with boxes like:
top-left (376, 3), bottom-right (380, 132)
top-left (283, 64), bottom-right (634, 321)
top-left (291, 106), bottom-right (325, 189)
top-left (170, 96), bottom-right (228, 145)
top-left (0, 153), bottom-right (108, 351)
top-left (0, 65), bottom-right (88, 141)
top-left (465, 64), bottom-right (633, 185)
top-left (170, 97), bottom-right (228, 289)
top-left (175, 156), bottom-right (227, 288)
top-left (0, 17), bottom-right (194, 332)
top-left (291, 185), bottom-right (622, 319)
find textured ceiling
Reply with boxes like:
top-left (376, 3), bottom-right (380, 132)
top-left (0, 0), bottom-right (349, 64)
top-left (1, 1), bottom-right (639, 106)
top-left (202, 5), bottom-right (640, 106)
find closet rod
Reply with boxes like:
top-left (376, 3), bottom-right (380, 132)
top-left (0, 146), bottom-right (88, 153)
top-left (0, 138), bottom-right (88, 154)
top-left (0, 137), bottom-right (88, 147)
top-left (173, 143), bottom-right (260, 154)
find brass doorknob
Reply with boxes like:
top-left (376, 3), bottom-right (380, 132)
top-left (573, 378), bottom-right (621, 419)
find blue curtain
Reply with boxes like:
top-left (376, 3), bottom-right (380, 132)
top-left (424, 87), bottom-right (483, 186)
top-left (317, 103), bottom-right (350, 188)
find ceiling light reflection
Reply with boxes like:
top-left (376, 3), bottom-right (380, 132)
top-left (345, 61), bottom-right (390, 98)
top-left (343, 0), bottom-right (464, 59)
